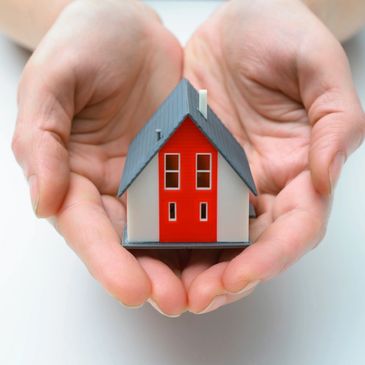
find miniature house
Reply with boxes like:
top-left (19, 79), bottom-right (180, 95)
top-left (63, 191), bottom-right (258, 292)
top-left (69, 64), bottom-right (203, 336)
top-left (118, 79), bottom-right (257, 249)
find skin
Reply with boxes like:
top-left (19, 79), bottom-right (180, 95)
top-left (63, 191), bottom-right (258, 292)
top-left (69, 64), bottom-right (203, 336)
top-left (2, 0), bottom-right (365, 48)
top-left (0, 0), bottom-right (70, 49)
top-left (12, 0), bottom-right (188, 313)
top-left (304, 0), bottom-right (365, 41)
top-left (182, 0), bottom-right (365, 313)
top-left (5, 0), bottom-right (365, 315)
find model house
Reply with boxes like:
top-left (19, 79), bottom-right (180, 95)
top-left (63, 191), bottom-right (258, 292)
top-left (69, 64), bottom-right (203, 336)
top-left (118, 79), bottom-right (257, 248)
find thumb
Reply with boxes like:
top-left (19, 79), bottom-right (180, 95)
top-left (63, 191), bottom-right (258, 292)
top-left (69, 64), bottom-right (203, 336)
top-left (12, 64), bottom-right (74, 217)
top-left (297, 33), bottom-right (365, 196)
top-left (309, 103), bottom-right (365, 196)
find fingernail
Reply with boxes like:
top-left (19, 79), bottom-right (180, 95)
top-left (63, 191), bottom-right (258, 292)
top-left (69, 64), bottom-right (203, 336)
top-left (147, 298), bottom-right (182, 318)
top-left (329, 153), bottom-right (345, 193)
top-left (229, 280), bottom-right (260, 295)
top-left (198, 294), bottom-right (228, 314)
top-left (28, 175), bottom-right (39, 215)
top-left (119, 301), bottom-right (144, 309)
top-left (103, 288), bottom-right (144, 309)
top-left (197, 281), bottom-right (260, 315)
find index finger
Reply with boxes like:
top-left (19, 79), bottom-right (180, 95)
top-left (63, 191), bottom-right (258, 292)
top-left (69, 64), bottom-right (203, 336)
top-left (222, 171), bottom-right (329, 293)
top-left (55, 173), bottom-right (151, 307)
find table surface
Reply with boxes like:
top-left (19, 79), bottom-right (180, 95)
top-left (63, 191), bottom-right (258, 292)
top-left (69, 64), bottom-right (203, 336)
top-left (0, 2), bottom-right (364, 364)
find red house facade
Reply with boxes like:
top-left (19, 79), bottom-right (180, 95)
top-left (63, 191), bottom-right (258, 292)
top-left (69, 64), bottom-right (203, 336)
top-left (159, 118), bottom-right (218, 242)
top-left (118, 79), bottom-right (257, 249)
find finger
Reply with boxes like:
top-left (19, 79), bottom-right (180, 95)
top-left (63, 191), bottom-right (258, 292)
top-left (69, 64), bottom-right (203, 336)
top-left (188, 262), bottom-right (257, 314)
top-left (309, 110), bottom-right (365, 195)
top-left (137, 254), bottom-right (187, 317)
top-left (101, 195), bottom-right (186, 314)
top-left (181, 250), bottom-right (219, 290)
top-left (101, 195), bottom-right (126, 240)
top-left (185, 198), bottom-right (273, 314)
top-left (12, 61), bottom-right (75, 217)
top-left (223, 172), bottom-right (329, 293)
top-left (101, 195), bottom-right (187, 315)
top-left (102, 195), bottom-right (186, 317)
top-left (218, 248), bottom-right (242, 262)
top-left (299, 37), bottom-right (365, 195)
top-left (193, 194), bottom-right (275, 311)
top-left (55, 173), bottom-right (151, 307)
top-left (248, 193), bottom-right (275, 242)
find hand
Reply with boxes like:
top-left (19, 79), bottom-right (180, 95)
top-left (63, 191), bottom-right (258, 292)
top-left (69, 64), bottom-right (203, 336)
top-left (12, 0), bottom-right (187, 313)
top-left (183, 0), bottom-right (365, 313)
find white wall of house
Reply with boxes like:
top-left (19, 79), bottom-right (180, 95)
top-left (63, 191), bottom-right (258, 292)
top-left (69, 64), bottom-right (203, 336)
top-left (126, 155), bottom-right (159, 242)
top-left (217, 153), bottom-right (249, 242)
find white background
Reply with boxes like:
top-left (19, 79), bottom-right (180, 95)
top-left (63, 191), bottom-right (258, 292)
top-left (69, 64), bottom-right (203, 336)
top-left (0, 1), bottom-right (364, 364)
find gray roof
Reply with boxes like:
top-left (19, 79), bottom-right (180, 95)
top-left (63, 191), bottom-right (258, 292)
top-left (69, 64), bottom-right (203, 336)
top-left (118, 79), bottom-right (257, 196)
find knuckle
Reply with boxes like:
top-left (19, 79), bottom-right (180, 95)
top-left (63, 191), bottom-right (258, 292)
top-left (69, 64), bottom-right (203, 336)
top-left (348, 110), bottom-right (365, 151)
top-left (95, 265), bottom-right (145, 306)
top-left (311, 221), bottom-right (327, 250)
top-left (11, 132), bottom-right (25, 162)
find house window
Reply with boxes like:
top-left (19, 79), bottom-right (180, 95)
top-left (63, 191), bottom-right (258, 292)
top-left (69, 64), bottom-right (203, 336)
top-left (200, 202), bottom-right (208, 221)
top-left (196, 153), bottom-right (211, 189)
top-left (169, 202), bottom-right (176, 221)
top-left (165, 153), bottom-right (180, 189)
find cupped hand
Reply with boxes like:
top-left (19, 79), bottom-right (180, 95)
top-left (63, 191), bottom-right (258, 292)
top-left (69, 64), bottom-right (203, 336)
top-left (12, 0), bottom-right (365, 317)
top-left (182, 0), bottom-right (365, 313)
top-left (12, 0), bottom-right (188, 314)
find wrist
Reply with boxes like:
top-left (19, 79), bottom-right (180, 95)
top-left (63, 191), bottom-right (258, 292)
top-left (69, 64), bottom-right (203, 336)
top-left (301, 0), bottom-right (365, 41)
top-left (0, 0), bottom-right (72, 49)
top-left (67, 0), bottom-right (160, 24)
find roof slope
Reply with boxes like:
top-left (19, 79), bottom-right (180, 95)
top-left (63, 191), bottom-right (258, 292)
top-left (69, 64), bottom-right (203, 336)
top-left (118, 79), bottom-right (257, 196)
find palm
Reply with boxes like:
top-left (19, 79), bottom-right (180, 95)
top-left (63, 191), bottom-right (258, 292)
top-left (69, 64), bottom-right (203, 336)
top-left (66, 49), bottom-right (186, 260)
top-left (184, 3), bottom-right (316, 192)
top-left (63, 12), bottom-right (182, 198)
top-left (67, 42), bottom-right (182, 207)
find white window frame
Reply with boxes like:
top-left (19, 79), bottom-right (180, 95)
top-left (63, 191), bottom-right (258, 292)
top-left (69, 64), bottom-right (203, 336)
top-left (168, 202), bottom-right (177, 221)
top-left (200, 202), bottom-right (208, 221)
top-left (196, 153), bottom-right (212, 190)
top-left (164, 153), bottom-right (180, 190)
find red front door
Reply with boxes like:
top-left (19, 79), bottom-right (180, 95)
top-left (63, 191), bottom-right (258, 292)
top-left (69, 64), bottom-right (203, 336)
top-left (159, 118), bottom-right (217, 242)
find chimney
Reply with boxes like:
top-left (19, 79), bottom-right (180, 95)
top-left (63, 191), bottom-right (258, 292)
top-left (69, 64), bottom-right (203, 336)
top-left (198, 89), bottom-right (208, 119)
top-left (155, 128), bottom-right (162, 141)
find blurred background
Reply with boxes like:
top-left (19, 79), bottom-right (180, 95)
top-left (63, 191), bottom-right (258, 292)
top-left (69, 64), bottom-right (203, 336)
top-left (0, 1), bottom-right (364, 364)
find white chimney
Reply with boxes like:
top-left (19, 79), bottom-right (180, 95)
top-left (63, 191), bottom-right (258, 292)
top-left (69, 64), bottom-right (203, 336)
top-left (198, 89), bottom-right (208, 119)
top-left (155, 128), bottom-right (162, 141)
